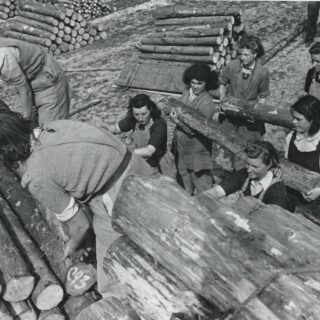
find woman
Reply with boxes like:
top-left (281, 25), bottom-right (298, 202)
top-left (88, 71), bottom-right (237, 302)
top-left (0, 110), bottom-right (154, 294)
top-left (206, 141), bottom-right (292, 211)
top-left (285, 95), bottom-right (320, 203)
top-left (305, 42), bottom-right (320, 100)
top-left (109, 94), bottom-right (167, 174)
top-left (170, 62), bottom-right (219, 195)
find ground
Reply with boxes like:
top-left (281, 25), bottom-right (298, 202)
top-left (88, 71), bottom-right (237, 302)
top-left (0, 0), bottom-right (312, 169)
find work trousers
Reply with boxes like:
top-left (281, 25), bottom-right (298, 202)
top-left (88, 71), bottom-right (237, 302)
top-left (307, 2), bottom-right (320, 37)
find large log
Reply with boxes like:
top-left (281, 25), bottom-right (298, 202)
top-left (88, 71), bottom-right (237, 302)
top-left (2, 30), bottom-right (51, 47)
top-left (103, 236), bottom-right (220, 320)
top-left (221, 96), bottom-right (293, 129)
top-left (139, 44), bottom-right (214, 55)
top-left (19, 10), bottom-right (59, 27)
top-left (39, 307), bottom-right (66, 320)
top-left (139, 53), bottom-right (213, 64)
top-left (113, 175), bottom-right (320, 320)
top-left (155, 23), bottom-right (233, 32)
top-left (0, 196), bottom-right (64, 310)
top-left (19, 2), bottom-right (66, 20)
top-left (153, 5), bottom-right (241, 19)
top-left (0, 301), bottom-right (13, 320)
top-left (141, 36), bottom-right (222, 46)
top-left (0, 216), bottom-right (35, 302)
top-left (165, 98), bottom-right (320, 192)
top-left (8, 300), bottom-right (37, 320)
top-left (148, 27), bottom-right (224, 38)
top-left (155, 16), bottom-right (235, 27)
top-left (15, 16), bottom-right (59, 35)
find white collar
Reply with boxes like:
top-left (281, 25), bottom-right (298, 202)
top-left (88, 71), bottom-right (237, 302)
top-left (295, 130), bottom-right (320, 143)
top-left (30, 127), bottom-right (42, 151)
top-left (250, 170), bottom-right (273, 196)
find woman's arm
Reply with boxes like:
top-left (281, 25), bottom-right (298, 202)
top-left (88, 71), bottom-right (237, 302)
top-left (107, 123), bottom-right (121, 134)
top-left (17, 83), bottom-right (33, 119)
top-left (134, 145), bottom-right (156, 158)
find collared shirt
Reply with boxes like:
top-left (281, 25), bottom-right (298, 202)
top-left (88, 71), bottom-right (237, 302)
top-left (250, 170), bottom-right (273, 196)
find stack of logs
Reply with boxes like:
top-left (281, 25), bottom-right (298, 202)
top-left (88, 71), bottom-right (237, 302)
top-left (0, 1), bottom-right (107, 56)
top-left (137, 5), bottom-right (245, 70)
top-left (0, 0), bottom-right (18, 20)
top-left (58, 0), bottom-right (115, 21)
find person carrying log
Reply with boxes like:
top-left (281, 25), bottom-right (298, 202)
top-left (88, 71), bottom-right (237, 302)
top-left (107, 94), bottom-right (174, 176)
top-left (305, 42), bottom-right (320, 100)
top-left (0, 37), bottom-right (70, 126)
top-left (204, 140), bottom-right (293, 211)
top-left (219, 34), bottom-right (270, 170)
top-left (169, 62), bottom-right (219, 195)
top-left (0, 110), bottom-right (155, 294)
top-left (284, 95), bottom-right (320, 208)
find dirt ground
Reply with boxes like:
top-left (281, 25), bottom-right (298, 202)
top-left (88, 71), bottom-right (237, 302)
top-left (0, 0), bottom-right (312, 172)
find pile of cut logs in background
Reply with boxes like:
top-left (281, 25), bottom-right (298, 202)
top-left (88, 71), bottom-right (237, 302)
top-left (0, 1), bottom-right (106, 55)
top-left (137, 5), bottom-right (245, 70)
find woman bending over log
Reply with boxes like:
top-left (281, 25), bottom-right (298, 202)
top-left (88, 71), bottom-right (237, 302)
top-left (305, 42), bottom-right (320, 100)
top-left (0, 110), bottom-right (155, 294)
top-left (170, 62), bottom-right (219, 195)
top-left (285, 95), bottom-right (320, 206)
top-left (205, 140), bottom-right (293, 211)
top-left (107, 94), bottom-right (171, 175)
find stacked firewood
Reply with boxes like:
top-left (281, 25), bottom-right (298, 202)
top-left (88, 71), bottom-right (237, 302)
top-left (0, 1), bottom-right (106, 55)
top-left (0, 0), bottom-right (18, 20)
top-left (137, 5), bottom-right (245, 70)
top-left (58, 0), bottom-right (115, 20)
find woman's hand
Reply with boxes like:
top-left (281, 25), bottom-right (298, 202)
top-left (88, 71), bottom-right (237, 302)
top-left (302, 187), bottom-right (320, 202)
top-left (272, 167), bottom-right (283, 180)
top-left (169, 109), bottom-right (179, 124)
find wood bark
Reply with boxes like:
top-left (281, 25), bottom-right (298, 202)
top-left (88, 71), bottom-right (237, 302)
top-left (141, 36), bottom-right (222, 46)
top-left (2, 30), bottom-right (51, 47)
top-left (0, 196), bottom-right (64, 310)
top-left (139, 53), bottom-right (213, 64)
top-left (139, 44), bottom-right (213, 55)
top-left (112, 174), bottom-right (320, 320)
top-left (19, 2), bottom-right (66, 20)
top-left (39, 307), bottom-right (66, 320)
top-left (15, 17), bottom-right (59, 35)
top-left (103, 236), bottom-right (221, 320)
top-left (0, 301), bottom-right (13, 320)
top-left (165, 98), bottom-right (320, 192)
top-left (152, 5), bottom-right (241, 20)
top-left (19, 10), bottom-right (59, 27)
top-left (149, 27), bottom-right (224, 38)
top-left (0, 11), bottom-right (8, 19)
top-left (221, 96), bottom-right (293, 129)
top-left (155, 23), bottom-right (233, 33)
top-left (8, 300), bottom-right (37, 320)
top-left (155, 16), bottom-right (235, 27)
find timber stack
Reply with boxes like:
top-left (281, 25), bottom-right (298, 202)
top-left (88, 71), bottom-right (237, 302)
top-left (137, 5), bottom-right (245, 70)
top-left (0, 0), bottom-right (18, 20)
top-left (0, 1), bottom-right (107, 55)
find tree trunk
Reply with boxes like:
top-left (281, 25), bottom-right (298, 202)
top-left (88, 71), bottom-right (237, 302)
top-left (149, 27), bottom-right (224, 38)
top-left (8, 300), bottom-right (37, 320)
top-left (2, 30), bottom-right (51, 47)
top-left (139, 44), bottom-right (213, 55)
top-left (15, 16), bottom-right (59, 35)
top-left (155, 16), bottom-right (235, 27)
top-left (103, 236), bottom-right (221, 320)
top-left (0, 196), bottom-right (64, 310)
top-left (39, 307), bottom-right (66, 320)
top-left (165, 98), bottom-right (320, 193)
top-left (141, 36), bottom-right (222, 46)
top-left (155, 23), bottom-right (233, 32)
top-left (0, 301), bottom-right (13, 320)
top-left (112, 175), bottom-right (320, 320)
top-left (139, 53), bottom-right (213, 64)
top-left (19, 2), bottom-right (66, 20)
top-left (19, 10), bottom-right (59, 27)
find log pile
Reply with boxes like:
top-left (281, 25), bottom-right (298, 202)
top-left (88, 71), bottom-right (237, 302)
top-left (0, 0), bottom-right (18, 20)
top-left (0, 1), bottom-right (107, 55)
top-left (137, 5), bottom-right (245, 70)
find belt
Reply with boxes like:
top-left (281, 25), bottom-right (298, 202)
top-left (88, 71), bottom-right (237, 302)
top-left (79, 149), bottom-right (132, 203)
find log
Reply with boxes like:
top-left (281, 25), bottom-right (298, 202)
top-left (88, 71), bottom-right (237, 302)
top-left (152, 5), bottom-right (241, 20)
top-left (0, 196), bottom-right (64, 310)
top-left (19, 2), bottom-right (66, 20)
top-left (39, 307), bottom-right (66, 320)
top-left (103, 236), bottom-right (221, 320)
top-left (19, 10), bottom-right (59, 27)
top-left (0, 11), bottom-right (8, 19)
top-left (15, 17), bottom-right (59, 34)
top-left (2, 30), bottom-right (51, 47)
top-left (0, 5), bottom-right (9, 13)
top-left (155, 23), bottom-right (233, 32)
top-left (0, 301), bottom-right (13, 320)
top-left (155, 16), bottom-right (235, 27)
top-left (138, 44), bottom-right (213, 55)
top-left (8, 300), bottom-right (37, 320)
top-left (148, 27), bottom-right (224, 38)
top-left (0, 216), bottom-right (35, 302)
top-left (221, 96), bottom-right (293, 129)
top-left (140, 36), bottom-right (222, 46)
top-left (165, 98), bottom-right (320, 192)
top-left (6, 21), bottom-right (56, 41)
top-left (113, 175), bottom-right (320, 319)
top-left (138, 53), bottom-right (213, 64)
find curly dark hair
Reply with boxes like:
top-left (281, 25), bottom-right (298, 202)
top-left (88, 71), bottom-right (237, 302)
top-left (182, 62), bottom-right (219, 91)
top-left (239, 34), bottom-right (265, 59)
top-left (291, 95), bottom-right (320, 136)
top-left (245, 140), bottom-right (279, 169)
top-left (126, 94), bottom-right (161, 121)
top-left (0, 110), bottom-right (33, 168)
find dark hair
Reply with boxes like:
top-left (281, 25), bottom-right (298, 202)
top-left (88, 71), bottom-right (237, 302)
top-left (182, 62), bottom-right (218, 91)
top-left (127, 94), bottom-right (161, 120)
top-left (0, 110), bottom-right (33, 168)
top-left (245, 140), bottom-right (279, 169)
top-left (239, 34), bottom-right (265, 59)
top-left (309, 42), bottom-right (320, 55)
top-left (291, 95), bottom-right (320, 136)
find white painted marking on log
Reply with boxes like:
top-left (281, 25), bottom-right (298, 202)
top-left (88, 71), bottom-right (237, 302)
top-left (210, 219), bottom-right (227, 236)
top-left (224, 211), bottom-right (251, 232)
top-left (305, 279), bottom-right (320, 292)
top-left (283, 300), bottom-right (296, 311)
top-left (270, 247), bottom-right (283, 257)
top-left (268, 109), bottom-right (278, 114)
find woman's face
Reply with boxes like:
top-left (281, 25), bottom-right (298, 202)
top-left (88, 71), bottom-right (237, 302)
top-left (291, 110), bottom-right (312, 135)
top-left (246, 156), bottom-right (270, 180)
top-left (240, 48), bottom-right (256, 66)
top-left (133, 106), bottom-right (151, 125)
top-left (190, 78), bottom-right (206, 95)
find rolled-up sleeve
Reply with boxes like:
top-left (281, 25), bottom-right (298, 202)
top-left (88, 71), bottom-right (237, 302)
top-left (148, 118), bottom-right (167, 150)
top-left (0, 47), bottom-right (27, 87)
top-left (219, 64), bottom-right (231, 85)
top-left (258, 69), bottom-right (270, 98)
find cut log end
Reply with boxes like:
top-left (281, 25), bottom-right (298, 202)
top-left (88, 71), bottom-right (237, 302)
top-left (35, 284), bottom-right (64, 310)
top-left (3, 276), bottom-right (35, 302)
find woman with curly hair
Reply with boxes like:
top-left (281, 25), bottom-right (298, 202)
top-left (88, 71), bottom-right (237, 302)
top-left (170, 62), bottom-right (219, 195)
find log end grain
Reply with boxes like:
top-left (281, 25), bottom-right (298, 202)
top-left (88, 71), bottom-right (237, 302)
top-left (39, 307), bottom-right (66, 320)
top-left (3, 276), bottom-right (35, 302)
top-left (35, 284), bottom-right (64, 311)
